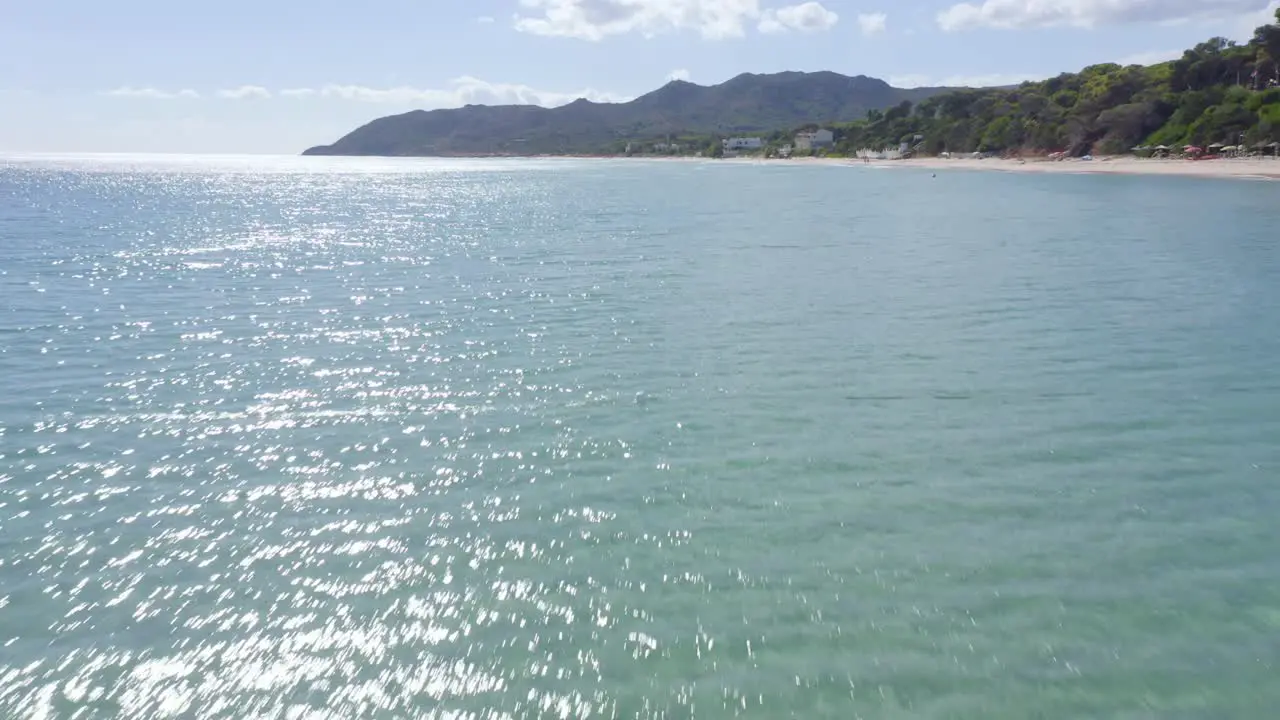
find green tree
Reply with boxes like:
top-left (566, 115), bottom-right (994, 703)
top-left (1255, 11), bottom-right (1280, 88)
top-left (979, 116), bottom-right (1025, 151)
top-left (884, 100), bottom-right (913, 122)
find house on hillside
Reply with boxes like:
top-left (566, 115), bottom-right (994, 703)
top-left (794, 129), bottom-right (834, 152)
top-left (723, 137), bottom-right (764, 151)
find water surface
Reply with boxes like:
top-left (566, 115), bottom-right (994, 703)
top-left (2, 154), bottom-right (1278, 718)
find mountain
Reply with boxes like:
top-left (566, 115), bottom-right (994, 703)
top-left (301, 72), bottom-right (952, 156)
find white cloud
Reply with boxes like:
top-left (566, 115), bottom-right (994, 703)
top-left (514, 0), bottom-right (761, 39)
top-left (1115, 49), bottom-right (1182, 66)
top-left (668, 68), bottom-right (692, 81)
top-left (1234, 0), bottom-right (1280, 38)
top-left (758, 2), bottom-right (839, 33)
top-left (217, 85), bottom-right (271, 100)
top-left (857, 11), bottom-right (887, 35)
top-left (888, 72), bottom-right (1045, 88)
top-left (514, 0), bottom-right (833, 39)
top-left (937, 0), bottom-right (1271, 31)
top-left (282, 77), bottom-right (631, 107)
top-left (96, 77), bottom-right (630, 109)
top-left (103, 86), bottom-right (200, 99)
top-left (887, 74), bottom-right (933, 88)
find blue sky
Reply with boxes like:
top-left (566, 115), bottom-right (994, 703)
top-left (2, 0), bottom-right (1278, 154)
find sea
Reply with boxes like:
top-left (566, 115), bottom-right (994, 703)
top-left (1, 154), bottom-right (1278, 719)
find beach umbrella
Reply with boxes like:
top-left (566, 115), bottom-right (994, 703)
top-left (1154, 145), bottom-right (1170, 150)
top-left (1209, 142), bottom-right (1224, 149)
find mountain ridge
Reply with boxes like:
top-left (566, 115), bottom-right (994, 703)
top-left (302, 71), bottom-right (954, 157)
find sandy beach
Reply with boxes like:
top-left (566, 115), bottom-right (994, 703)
top-left (709, 153), bottom-right (1280, 180)
top-left (865, 155), bottom-right (1280, 181)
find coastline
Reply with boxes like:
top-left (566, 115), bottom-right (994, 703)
top-left (11, 151), bottom-right (1278, 182)
top-left (558, 153), bottom-right (1280, 181)
top-left (875, 155), bottom-right (1280, 181)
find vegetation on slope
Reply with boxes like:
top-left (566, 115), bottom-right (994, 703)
top-left (820, 10), bottom-right (1280, 157)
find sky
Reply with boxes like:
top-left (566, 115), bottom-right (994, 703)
top-left (2, 0), bottom-right (1278, 154)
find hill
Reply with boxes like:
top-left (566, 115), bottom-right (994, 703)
top-left (827, 9), bottom-right (1280, 157)
top-left (301, 72), bottom-right (951, 156)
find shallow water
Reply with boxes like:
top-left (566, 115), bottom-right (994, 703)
top-left (2, 154), bottom-right (1279, 718)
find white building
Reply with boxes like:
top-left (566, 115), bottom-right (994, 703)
top-left (794, 128), bottom-right (835, 151)
top-left (722, 137), bottom-right (764, 151)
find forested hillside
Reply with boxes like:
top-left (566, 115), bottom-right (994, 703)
top-left (825, 9), bottom-right (1280, 157)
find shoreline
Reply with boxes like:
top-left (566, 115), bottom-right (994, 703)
top-left (561, 153), bottom-right (1280, 181)
top-left (8, 151), bottom-right (1279, 181)
top-left (872, 155), bottom-right (1280, 181)
top-left (706, 154), bottom-right (1280, 180)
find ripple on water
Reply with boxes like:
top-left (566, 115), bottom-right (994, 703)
top-left (2, 156), bottom-right (1280, 718)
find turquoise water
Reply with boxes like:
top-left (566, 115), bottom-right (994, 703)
top-left (1, 154), bottom-right (1279, 719)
